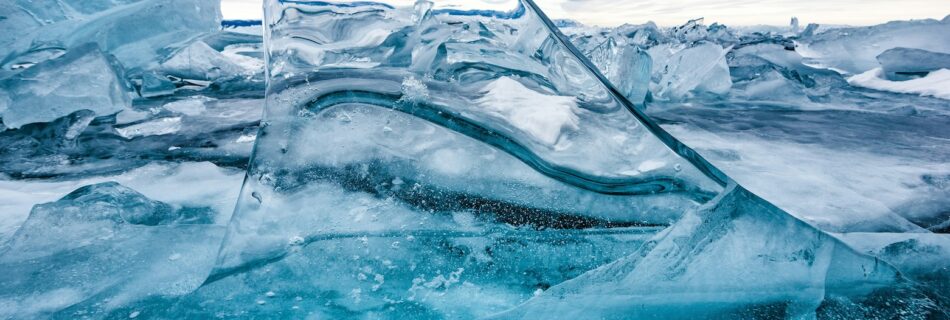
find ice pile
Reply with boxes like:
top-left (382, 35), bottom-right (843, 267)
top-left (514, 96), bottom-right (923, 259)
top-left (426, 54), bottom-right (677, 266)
top-left (0, 0), bottom-right (947, 318)
top-left (0, 0), bottom-right (264, 179)
top-left (0, 181), bottom-right (223, 319)
top-left (798, 16), bottom-right (950, 74)
top-left (565, 15), bottom-right (950, 235)
top-left (564, 14), bottom-right (950, 104)
top-left (566, 20), bottom-right (735, 103)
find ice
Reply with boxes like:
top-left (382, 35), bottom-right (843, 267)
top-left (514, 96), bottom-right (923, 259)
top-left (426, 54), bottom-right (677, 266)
top-left (475, 77), bottom-right (579, 145)
top-left (1, 0), bottom-right (222, 71)
top-left (114, 116), bottom-right (183, 139)
top-left (670, 18), bottom-right (708, 43)
top-left (0, 43), bottom-right (131, 129)
top-left (193, 0), bottom-right (933, 318)
top-left (162, 95), bottom-right (215, 116)
top-left (0, 181), bottom-right (223, 319)
top-left (4, 181), bottom-right (207, 248)
top-left (160, 40), bottom-right (256, 80)
top-left (838, 233), bottom-right (950, 290)
top-left (584, 37), bottom-right (652, 105)
top-left (654, 112), bottom-right (950, 233)
top-left (0, 162), bottom-right (244, 239)
top-left (876, 47), bottom-right (950, 80)
top-left (848, 68), bottom-right (950, 100)
top-left (493, 185), bottom-right (915, 319)
top-left (139, 72), bottom-right (177, 98)
top-left (0, 92), bottom-right (262, 179)
top-left (651, 43), bottom-right (732, 100)
top-left (799, 16), bottom-right (950, 74)
top-left (0, 0), bottom-right (946, 318)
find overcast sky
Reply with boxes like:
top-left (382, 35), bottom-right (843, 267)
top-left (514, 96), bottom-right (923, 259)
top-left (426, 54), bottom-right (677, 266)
top-left (223, 0), bottom-right (950, 27)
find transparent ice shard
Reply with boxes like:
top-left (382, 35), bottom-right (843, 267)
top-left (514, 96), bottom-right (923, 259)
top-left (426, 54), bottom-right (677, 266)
top-left (491, 185), bottom-right (906, 319)
top-left (139, 72), bottom-right (177, 98)
top-left (0, 182), bottom-right (220, 319)
top-left (160, 40), bottom-right (255, 81)
top-left (652, 42), bottom-right (732, 100)
top-left (839, 232), bottom-right (950, 294)
top-left (670, 18), bottom-right (708, 43)
top-left (0, 43), bottom-right (131, 129)
top-left (0, 0), bottom-right (221, 72)
top-left (201, 0), bottom-right (937, 318)
top-left (584, 37), bottom-right (652, 106)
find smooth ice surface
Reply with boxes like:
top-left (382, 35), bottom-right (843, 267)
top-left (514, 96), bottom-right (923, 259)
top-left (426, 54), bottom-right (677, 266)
top-left (656, 123), bottom-right (949, 233)
top-left (0, 44), bottom-right (131, 129)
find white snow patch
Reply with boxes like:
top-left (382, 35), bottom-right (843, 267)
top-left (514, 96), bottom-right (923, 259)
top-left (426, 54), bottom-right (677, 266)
top-left (476, 77), bottom-right (579, 146)
top-left (236, 133), bottom-right (257, 143)
top-left (848, 68), bottom-right (950, 100)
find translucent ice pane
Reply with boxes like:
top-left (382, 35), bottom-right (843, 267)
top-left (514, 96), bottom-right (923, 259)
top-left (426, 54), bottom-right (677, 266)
top-left (202, 0), bottom-right (927, 318)
top-left (0, 43), bottom-right (131, 129)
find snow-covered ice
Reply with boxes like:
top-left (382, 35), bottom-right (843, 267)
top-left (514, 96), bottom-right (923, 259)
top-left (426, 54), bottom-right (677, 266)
top-left (848, 68), bottom-right (950, 100)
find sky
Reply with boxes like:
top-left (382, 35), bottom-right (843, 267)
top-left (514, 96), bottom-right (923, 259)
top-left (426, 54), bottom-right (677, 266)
top-left (222, 0), bottom-right (950, 27)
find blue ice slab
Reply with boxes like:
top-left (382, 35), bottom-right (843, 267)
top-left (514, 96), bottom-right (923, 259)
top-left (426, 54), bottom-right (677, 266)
top-left (201, 0), bottom-right (938, 318)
